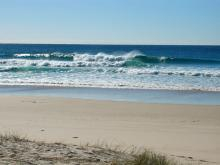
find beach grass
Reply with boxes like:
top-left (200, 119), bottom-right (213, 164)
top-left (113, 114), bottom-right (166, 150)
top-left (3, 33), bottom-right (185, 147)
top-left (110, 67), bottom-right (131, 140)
top-left (112, 151), bottom-right (176, 165)
top-left (110, 148), bottom-right (176, 165)
top-left (0, 133), bottom-right (29, 143)
top-left (0, 133), bottom-right (177, 165)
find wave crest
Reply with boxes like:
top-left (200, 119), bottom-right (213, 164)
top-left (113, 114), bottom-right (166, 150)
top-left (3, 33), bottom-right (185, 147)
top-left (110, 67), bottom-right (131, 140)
top-left (12, 51), bottom-right (220, 66)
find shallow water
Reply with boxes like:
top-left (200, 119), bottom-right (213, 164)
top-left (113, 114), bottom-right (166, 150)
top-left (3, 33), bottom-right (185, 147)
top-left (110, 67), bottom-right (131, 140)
top-left (1, 86), bottom-right (220, 105)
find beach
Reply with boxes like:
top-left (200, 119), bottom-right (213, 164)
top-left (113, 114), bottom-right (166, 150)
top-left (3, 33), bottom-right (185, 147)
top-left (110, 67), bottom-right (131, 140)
top-left (0, 95), bottom-right (220, 164)
top-left (1, 0), bottom-right (220, 163)
top-left (0, 44), bottom-right (220, 164)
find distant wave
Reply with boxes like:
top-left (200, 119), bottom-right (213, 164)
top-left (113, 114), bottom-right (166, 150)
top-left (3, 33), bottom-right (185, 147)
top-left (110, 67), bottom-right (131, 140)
top-left (14, 53), bottom-right (74, 61)
top-left (130, 55), bottom-right (220, 65)
top-left (11, 51), bottom-right (220, 66)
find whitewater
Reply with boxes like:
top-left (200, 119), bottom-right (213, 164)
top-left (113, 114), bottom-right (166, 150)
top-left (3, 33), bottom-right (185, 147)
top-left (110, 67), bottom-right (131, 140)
top-left (0, 44), bottom-right (220, 91)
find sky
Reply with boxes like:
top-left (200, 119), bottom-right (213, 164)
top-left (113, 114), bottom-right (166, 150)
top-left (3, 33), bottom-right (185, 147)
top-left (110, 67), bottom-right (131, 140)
top-left (0, 0), bottom-right (220, 45)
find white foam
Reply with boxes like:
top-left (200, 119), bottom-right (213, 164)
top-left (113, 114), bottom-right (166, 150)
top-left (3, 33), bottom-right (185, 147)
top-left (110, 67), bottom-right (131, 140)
top-left (1, 58), bottom-right (220, 77)
top-left (0, 79), bottom-right (219, 92)
top-left (14, 53), bottom-right (50, 58)
top-left (1, 51), bottom-right (220, 92)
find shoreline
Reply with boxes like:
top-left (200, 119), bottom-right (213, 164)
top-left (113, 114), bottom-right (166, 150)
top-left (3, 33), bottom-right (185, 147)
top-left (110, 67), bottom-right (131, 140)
top-left (0, 95), bottom-right (220, 164)
top-left (0, 83), bottom-right (220, 92)
top-left (2, 83), bottom-right (220, 91)
top-left (1, 85), bottom-right (220, 105)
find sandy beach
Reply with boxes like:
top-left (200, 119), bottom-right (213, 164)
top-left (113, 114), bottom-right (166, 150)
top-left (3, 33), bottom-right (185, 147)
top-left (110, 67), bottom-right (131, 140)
top-left (0, 95), bottom-right (220, 164)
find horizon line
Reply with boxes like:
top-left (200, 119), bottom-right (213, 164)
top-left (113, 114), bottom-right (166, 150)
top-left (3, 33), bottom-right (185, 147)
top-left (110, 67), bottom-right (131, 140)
top-left (0, 42), bottom-right (220, 46)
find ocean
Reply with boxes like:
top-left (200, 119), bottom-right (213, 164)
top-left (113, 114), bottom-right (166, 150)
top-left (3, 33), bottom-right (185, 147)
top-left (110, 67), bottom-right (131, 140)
top-left (0, 44), bottom-right (220, 91)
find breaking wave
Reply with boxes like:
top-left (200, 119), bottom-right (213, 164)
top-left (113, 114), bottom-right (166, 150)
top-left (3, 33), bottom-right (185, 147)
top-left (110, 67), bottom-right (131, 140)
top-left (0, 59), bottom-right (220, 78)
top-left (1, 50), bottom-right (220, 78)
top-left (0, 50), bottom-right (219, 91)
top-left (11, 51), bottom-right (220, 66)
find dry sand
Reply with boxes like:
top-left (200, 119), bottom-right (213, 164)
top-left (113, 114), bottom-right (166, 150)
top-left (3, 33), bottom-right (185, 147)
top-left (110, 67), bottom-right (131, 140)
top-left (0, 95), bottom-right (220, 164)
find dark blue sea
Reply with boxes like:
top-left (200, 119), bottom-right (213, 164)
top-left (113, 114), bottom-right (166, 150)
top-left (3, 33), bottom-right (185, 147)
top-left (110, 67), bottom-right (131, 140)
top-left (0, 44), bottom-right (220, 91)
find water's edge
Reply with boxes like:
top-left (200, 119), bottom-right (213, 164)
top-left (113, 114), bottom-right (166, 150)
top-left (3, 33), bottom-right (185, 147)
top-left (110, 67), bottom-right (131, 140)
top-left (1, 85), bottom-right (220, 105)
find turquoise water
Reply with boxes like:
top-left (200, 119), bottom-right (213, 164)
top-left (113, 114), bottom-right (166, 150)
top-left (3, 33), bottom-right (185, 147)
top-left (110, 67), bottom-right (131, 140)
top-left (0, 44), bottom-right (220, 91)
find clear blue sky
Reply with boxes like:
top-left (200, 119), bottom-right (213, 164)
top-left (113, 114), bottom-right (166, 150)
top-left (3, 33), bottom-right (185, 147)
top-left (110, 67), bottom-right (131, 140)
top-left (0, 0), bottom-right (220, 45)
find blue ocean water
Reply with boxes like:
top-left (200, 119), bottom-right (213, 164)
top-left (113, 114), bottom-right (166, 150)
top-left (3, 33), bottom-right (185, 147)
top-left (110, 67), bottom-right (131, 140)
top-left (0, 44), bottom-right (220, 91)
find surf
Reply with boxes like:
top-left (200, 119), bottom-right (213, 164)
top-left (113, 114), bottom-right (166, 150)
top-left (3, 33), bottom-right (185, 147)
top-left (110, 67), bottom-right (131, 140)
top-left (10, 51), bottom-right (220, 66)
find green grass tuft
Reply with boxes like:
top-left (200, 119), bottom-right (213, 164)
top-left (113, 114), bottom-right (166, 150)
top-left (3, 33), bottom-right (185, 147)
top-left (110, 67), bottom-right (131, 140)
top-left (112, 150), bottom-right (177, 165)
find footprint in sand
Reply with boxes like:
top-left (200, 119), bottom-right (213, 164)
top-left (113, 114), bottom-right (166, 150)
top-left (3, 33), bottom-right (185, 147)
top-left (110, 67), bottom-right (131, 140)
top-left (72, 137), bottom-right (79, 139)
